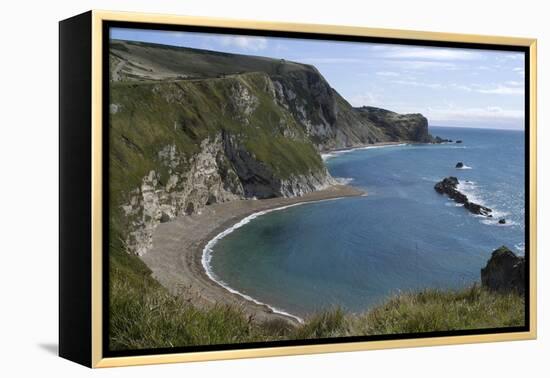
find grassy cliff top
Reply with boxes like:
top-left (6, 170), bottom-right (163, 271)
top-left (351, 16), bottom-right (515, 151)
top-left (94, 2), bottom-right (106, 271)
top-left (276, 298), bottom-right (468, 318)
top-left (110, 39), bottom-right (318, 82)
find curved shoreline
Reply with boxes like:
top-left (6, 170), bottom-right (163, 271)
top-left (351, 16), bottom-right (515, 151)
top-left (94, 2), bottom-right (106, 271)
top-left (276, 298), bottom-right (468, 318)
top-left (201, 197), bottom-right (351, 324)
top-left (140, 184), bottom-right (365, 325)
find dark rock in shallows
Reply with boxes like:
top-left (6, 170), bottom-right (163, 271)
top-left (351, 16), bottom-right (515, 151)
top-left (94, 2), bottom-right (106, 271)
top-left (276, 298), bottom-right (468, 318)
top-left (481, 246), bottom-right (525, 294)
top-left (464, 201), bottom-right (492, 217)
top-left (455, 162), bottom-right (464, 168)
top-left (456, 140), bottom-right (463, 144)
top-left (434, 176), bottom-right (460, 195)
top-left (434, 176), bottom-right (492, 216)
top-left (499, 218), bottom-right (506, 224)
top-left (433, 136), bottom-right (451, 144)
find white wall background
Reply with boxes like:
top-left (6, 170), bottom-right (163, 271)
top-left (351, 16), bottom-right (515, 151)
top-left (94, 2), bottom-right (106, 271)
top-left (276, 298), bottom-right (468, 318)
top-left (0, 0), bottom-right (547, 376)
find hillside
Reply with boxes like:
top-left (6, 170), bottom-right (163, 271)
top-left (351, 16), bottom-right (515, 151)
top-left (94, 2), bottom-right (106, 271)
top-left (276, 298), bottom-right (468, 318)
top-left (110, 250), bottom-right (525, 351)
top-left (109, 40), bottom-right (437, 256)
top-left (110, 40), bottom-right (434, 149)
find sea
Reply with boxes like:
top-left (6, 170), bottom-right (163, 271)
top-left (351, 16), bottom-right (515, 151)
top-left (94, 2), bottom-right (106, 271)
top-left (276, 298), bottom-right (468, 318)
top-left (205, 126), bottom-right (526, 320)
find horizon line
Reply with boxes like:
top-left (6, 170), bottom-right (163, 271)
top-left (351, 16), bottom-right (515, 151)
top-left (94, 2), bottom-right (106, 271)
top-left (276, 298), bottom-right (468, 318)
top-left (429, 124), bottom-right (525, 131)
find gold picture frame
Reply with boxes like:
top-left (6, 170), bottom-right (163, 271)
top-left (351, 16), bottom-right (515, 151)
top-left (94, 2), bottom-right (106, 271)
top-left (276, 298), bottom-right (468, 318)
top-left (59, 9), bottom-right (537, 368)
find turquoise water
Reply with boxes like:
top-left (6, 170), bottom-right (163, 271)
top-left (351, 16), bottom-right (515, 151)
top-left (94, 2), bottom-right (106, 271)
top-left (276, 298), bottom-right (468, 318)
top-left (208, 127), bottom-right (525, 318)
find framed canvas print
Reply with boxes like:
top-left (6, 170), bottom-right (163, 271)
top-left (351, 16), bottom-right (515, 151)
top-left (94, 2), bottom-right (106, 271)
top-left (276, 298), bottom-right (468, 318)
top-left (59, 10), bottom-right (537, 368)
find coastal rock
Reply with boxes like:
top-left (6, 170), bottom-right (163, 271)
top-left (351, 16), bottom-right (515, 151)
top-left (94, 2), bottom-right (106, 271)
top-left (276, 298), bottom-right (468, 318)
top-left (121, 136), bottom-right (247, 255)
top-left (499, 218), bottom-right (507, 224)
top-left (464, 201), bottom-right (492, 217)
top-left (355, 106), bottom-right (432, 144)
top-left (230, 81), bottom-right (259, 124)
top-left (456, 140), bottom-right (463, 144)
top-left (455, 162), bottom-right (464, 168)
top-left (433, 136), bottom-right (452, 144)
top-left (434, 176), bottom-right (492, 216)
top-left (481, 246), bottom-right (525, 294)
top-left (160, 212), bottom-right (171, 223)
top-left (222, 132), bottom-right (335, 199)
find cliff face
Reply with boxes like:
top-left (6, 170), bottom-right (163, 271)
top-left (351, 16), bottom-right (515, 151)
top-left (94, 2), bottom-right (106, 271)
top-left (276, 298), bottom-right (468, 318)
top-left (355, 107), bottom-right (432, 143)
top-left (109, 40), bottom-right (434, 255)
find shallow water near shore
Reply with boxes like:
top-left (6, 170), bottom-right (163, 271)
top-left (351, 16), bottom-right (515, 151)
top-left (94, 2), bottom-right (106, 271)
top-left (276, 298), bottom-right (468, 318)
top-left (208, 126), bottom-right (526, 318)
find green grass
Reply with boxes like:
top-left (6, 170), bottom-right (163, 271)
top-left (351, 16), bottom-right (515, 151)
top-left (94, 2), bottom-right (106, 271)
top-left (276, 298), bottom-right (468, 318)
top-left (348, 285), bottom-right (525, 335)
top-left (109, 249), bottom-right (525, 351)
top-left (109, 249), bottom-right (291, 350)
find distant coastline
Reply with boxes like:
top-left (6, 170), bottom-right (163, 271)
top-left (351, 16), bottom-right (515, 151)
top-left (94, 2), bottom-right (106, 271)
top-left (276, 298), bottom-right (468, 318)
top-left (321, 141), bottom-right (410, 161)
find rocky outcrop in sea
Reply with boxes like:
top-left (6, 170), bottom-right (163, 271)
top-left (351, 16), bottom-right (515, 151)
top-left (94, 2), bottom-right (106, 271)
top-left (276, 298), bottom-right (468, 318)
top-left (434, 176), bottom-right (492, 217)
top-left (481, 246), bottom-right (525, 295)
top-left (432, 136), bottom-right (452, 144)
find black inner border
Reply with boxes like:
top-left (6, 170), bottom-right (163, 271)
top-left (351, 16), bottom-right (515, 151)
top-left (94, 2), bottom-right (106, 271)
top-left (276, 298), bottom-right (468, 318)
top-left (102, 20), bottom-right (531, 359)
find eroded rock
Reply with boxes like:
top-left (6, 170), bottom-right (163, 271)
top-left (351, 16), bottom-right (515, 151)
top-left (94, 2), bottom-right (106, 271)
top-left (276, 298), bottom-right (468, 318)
top-left (434, 176), bottom-right (492, 216)
top-left (481, 246), bottom-right (525, 294)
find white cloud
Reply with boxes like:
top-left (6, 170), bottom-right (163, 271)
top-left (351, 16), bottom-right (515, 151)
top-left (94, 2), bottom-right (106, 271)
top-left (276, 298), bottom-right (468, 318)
top-left (274, 42), bottom-right (289, 52)
top-left (388, 60), bottom-right (458, 70)
top-left (219, 36), bottom-right (268, 51)
top-left (447, 82), bottom-right (524, 95)
top-left (297, 57), bottom-right (362, 64)
top-left (498, 53), bottom-right (525, 61)
top-left (349, 92), bottom-right (384, 107)
top-left (376, 71), bottom-right (400, 77)
top-left (513, 67), bottom-right (525, 77)
top-left (382, 46), bottom-right (481, 61)
top-left (477, 85), bottom-right (524, 95)
top-left (426, 105), bottom-right (524, 124)
top-left (391, 80), bottom-right (444, 89)
top-left (450, 83), bottom-right (474, 92)
top-left (377, 79), bottom-right (523, 96)
top-left (505, 80), bottom-right (523, 86)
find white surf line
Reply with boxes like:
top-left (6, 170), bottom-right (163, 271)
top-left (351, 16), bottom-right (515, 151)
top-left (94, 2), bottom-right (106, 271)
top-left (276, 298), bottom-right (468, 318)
top-left (456, 180), bottom-right (516, 227)
top-left (321, 143), bottom-right (409, 161)
top-left (201, 196), bottom-right (348, 324)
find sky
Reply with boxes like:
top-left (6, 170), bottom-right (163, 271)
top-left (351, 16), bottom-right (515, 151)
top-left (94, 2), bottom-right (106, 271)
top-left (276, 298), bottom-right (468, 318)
top-left (111, 28), bottom-right (526, 130)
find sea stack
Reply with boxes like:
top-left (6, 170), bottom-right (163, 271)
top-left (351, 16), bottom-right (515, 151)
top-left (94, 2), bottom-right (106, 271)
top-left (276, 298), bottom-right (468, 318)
top-left (434, 176), bottom-right (492, 216)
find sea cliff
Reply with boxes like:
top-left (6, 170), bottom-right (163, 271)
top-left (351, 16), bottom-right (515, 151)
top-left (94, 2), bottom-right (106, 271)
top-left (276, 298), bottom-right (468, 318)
top-left (110, 40), bottom-right (437, 256)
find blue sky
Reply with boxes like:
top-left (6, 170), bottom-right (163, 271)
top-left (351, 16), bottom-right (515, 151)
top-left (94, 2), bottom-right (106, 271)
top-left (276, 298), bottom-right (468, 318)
top-left (111, 28), bottom-right (525, 130)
